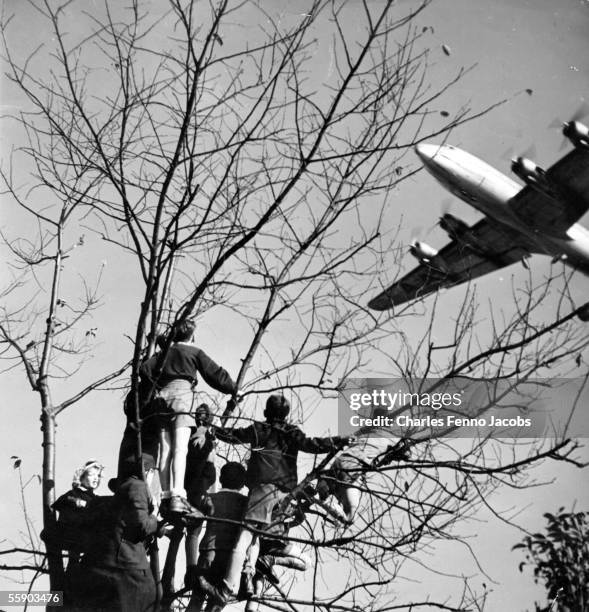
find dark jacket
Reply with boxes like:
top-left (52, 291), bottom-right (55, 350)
top-left (140, 343), bottom-right (236, 393)
top-left (216, 421), bottom-right (345, 490)
top-left (53, 486), bottom-right (96, 520)
top-left (197, 489), bottom-right (248, 582)
top-left (52, 487), bottom-right (101, 553)
top-left (184, 427), bottom-right (216, 508)
top-left (199, 490), bottom-right (248, 554)
top-left (82, 476), bottom-right (157, 570)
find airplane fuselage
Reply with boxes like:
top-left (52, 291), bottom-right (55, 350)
top-left (414, 143), bottom-right (589, 275)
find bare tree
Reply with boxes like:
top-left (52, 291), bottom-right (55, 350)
top-left (1, 0), bottom-right (588, 609)
top-left (0, 142), bottom-right (129, 588)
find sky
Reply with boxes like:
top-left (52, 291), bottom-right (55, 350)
top-left (1, 0), bottom-right (589, 610)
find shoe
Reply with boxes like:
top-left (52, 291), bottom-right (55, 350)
top-left (197, 576), bottom-right (233, 605)
top-left (170, 495), bottom-right (189, 513)
top-left (170, 495), bottom-right (203, 519)
top-left (212, 584), bottom-right (233, 605)
top-left (315, 496), bottom-right (352, 525)
top-left (197, 575), bottom-right (213, 595)
top-left (256, 557), bottom-right (279, 585)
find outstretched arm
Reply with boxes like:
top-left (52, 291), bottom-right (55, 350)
top-left (195, 349), bottom-right (237, 395)
top-left (295, 428), bottom-right (354, 454)
top-left (214, 424), bottom-right (255, 445)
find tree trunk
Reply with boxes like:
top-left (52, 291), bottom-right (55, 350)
top-left (41, 407), bottom-right (65, 593)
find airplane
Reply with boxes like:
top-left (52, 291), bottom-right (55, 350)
top-left (368, 119), bottom-right (589, 321)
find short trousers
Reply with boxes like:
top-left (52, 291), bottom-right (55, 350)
top-left (157, 380), bottom-right (194, 429)
top-left (244, 483), bottom-right (286, 525)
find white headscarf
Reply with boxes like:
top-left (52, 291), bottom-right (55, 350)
top-left (72, 459), bottom-right (104, 488)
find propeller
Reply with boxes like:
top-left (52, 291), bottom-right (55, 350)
top-left (571, 101), bottom-right (589, 122)
top-left (409, 224), bottom-right (437, 248)
top-left (548, 101), bottom-right (589, 128)
top-left (519, 144), bottom-right (537, 161)
top-left (410, 225), bottom-right (424, 245)
top-left (549, 101), bottom-right (589, 150)
top-left (440, 198), bottom-right (454, 216)
top-left (500, 146), bottom-right (515, 163)
top-left (502, 144), bottom-right (536, 166)
top-left (412, 201), bottom-right (454, 241)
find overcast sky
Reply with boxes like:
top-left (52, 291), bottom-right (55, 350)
top-left (1, 1), bottom-right (588, 610)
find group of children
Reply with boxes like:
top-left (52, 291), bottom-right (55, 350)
top-left (51, 318), bottom-right (391, 611)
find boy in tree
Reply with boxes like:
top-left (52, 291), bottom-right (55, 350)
top-left (140, 319), bottom-right (236, 515)
top-left (188, 462), bottom-right (248, 612)
top-left (115, 333), bottom-right (170, 483)
top-left (161, 403), bottom-right (218, 604)
top-left (245, 501), bottom-right (310, 612)
top-left (313, 436), bottom-right (412, 524)
top-left (206, 394), bottom-right (352, 603)
top-left (185, 403), bottom-right (218, 579)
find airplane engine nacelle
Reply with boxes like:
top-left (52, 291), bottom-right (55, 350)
top-left (409, 240), bottom-right (439, 262)
top-left (510, 156), bottom-right (559, 200)
top-left (409, 241), bottom-right (449, 273)
top-left (511, 157), bottom-right (546, 186)
top-left (439, 213), bottom-right (469, 239)
top-left (409, 240), bottom-right (448, 274)
top-left (563, 121), bottom-right (589, 149)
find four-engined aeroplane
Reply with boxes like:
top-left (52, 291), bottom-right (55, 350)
top-left (368, 119), bottom-right (589, 320)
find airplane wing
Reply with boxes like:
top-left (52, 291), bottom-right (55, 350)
top-left (510, 147), bottom-right (589, 232)
top-left (368, 219), bottom-right (530, 310)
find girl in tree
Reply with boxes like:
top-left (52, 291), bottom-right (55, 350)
top-left (53, 459), bottom-right (105, 561)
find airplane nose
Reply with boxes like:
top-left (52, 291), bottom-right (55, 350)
top-left (415, 143), bottom-right (441, 167)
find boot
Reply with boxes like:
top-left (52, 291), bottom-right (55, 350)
top-left (197, 576), bottom-right (233, 605)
